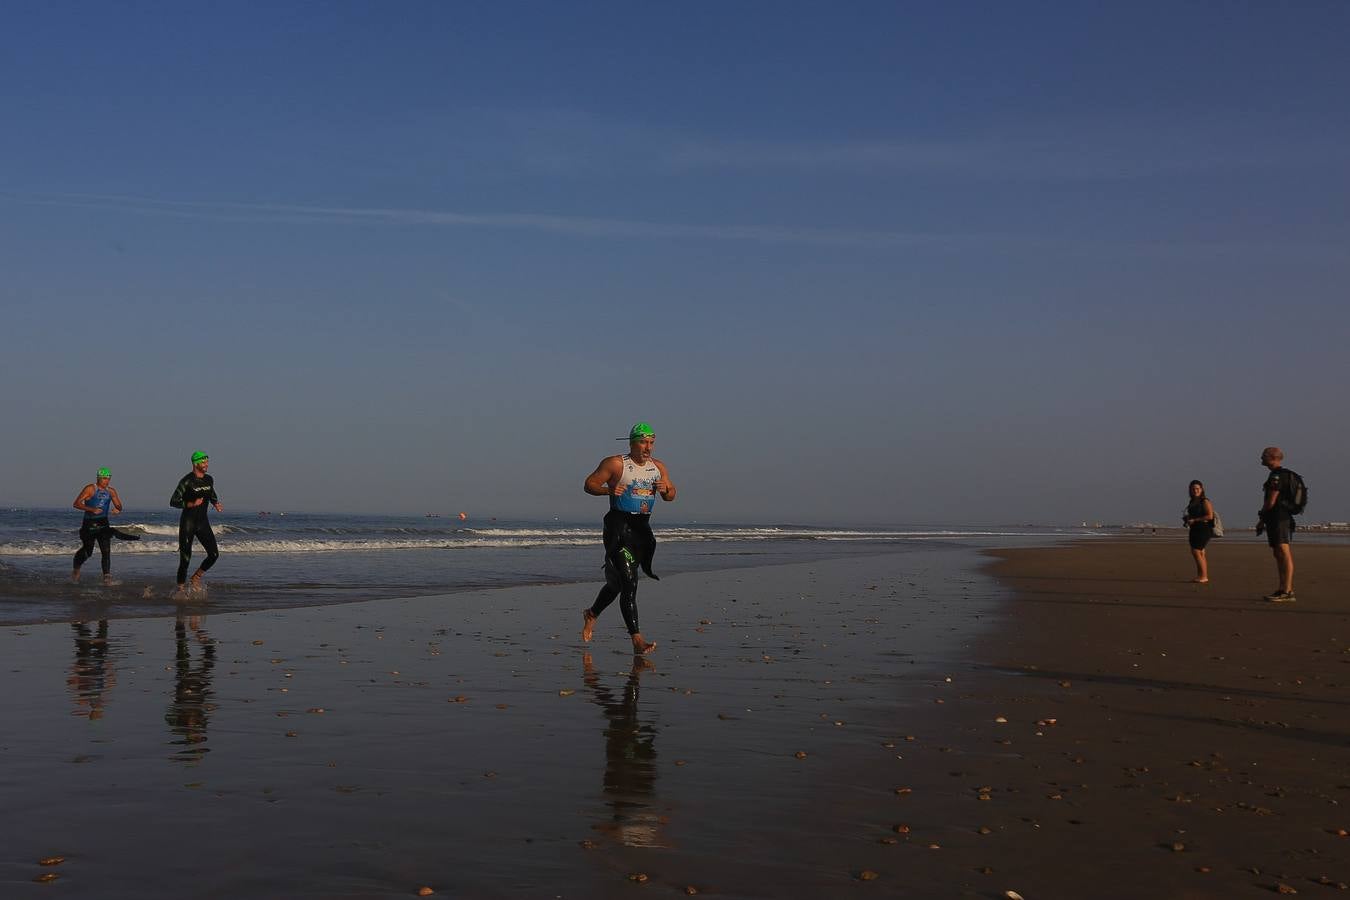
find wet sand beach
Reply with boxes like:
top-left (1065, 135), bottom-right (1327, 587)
top-left (2, 540), bottom-right (1347, 899)
top-left (0, 546), bottom-right (1004, 899)
top-left (963, 540), bottom-right (1350, 899)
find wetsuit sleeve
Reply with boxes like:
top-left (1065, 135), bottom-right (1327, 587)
top-left (170, 476), bottom-right (189, 509)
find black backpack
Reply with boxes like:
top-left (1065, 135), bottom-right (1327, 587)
top-left (1283, 470), bottom-right (1308, 515)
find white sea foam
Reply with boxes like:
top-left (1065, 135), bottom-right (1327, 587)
top-left (0, 536), bottom-right (599, 556)
top-left (111, 522), bottom-right (240, 537)
top-left (0, 525), bottom-right (1074, 557)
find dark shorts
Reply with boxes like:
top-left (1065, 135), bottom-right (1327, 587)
top-left (1264, 516), bottom-right (1294, 547)
top-left (1188, 525), bottom-right (1213, 551)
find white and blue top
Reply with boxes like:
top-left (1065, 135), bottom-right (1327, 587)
top-left (611, 455), bottom-right (661, 515)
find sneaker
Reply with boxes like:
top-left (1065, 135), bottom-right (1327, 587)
top-left (1266, 592), bottom-right (1296, 603)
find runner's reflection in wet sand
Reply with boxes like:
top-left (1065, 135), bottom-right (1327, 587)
top-left (582, 651), bottom-right (668, 848)
top-left (165, 614), bottom-right (215, 764)
top-left (68, 620), bottom-right (117, 720)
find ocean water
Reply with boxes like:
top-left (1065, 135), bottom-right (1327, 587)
top-left (0, 508), bottom-right (1094, 624)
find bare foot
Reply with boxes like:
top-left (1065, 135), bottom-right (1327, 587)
top-left (70, 571), bottom-right (81, 584)
top-left (1191, 578), bottom-right (1209, 584)
top-left (172, 586), bottom-right (189, 603)
top-left (631, 634), bottom-right (657, 655)
top-left (189, 573), bottom-right (205, 594)
top-left (581, 609), bottom-right (596, 642)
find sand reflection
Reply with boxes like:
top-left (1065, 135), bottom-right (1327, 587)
top-left (582, 651), bottom-right (667, 848)
top-left (165, 614), bottom-right (216, 764)
top-left (68, 620), bottom-right (118, 719)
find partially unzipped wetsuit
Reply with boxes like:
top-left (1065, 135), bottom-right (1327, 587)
top-left (589, 455), bottom-right (661, 635)
top-left (74, 486), bottom-right (116, 575)
top-left (170, 472), bottom-right (219, 584)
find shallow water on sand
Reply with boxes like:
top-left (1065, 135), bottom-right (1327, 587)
top-left (0, 548), bottom-right (1008, 899)
top-left (0, 512), bottom-right (1088, 624)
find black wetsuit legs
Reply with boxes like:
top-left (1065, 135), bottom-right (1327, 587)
top-left (177, 516), bottom-right (219, 584)
top-left (589, 511), bottom-right (652, 635)
top-left (74, 519), bottom-right (113, 575)
top-left (590, 554), bottom-right (640, 634)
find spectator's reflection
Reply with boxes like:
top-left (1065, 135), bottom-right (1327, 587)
top-left (165, 614), bottom-right (215, 763)
top-left (582, 651), bottom-right (667, 847)
top-left (68, 620), bottom-right (117, 720)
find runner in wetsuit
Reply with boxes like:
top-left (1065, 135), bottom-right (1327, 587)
top-left (581, 423), bottom-right (677, 654)
top-left (72, 467), bottom-right (124, 583)
top-left (170, 451), bottom-right (222, 595)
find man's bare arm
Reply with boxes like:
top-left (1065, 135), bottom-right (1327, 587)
top-left (653, 460), bottom-right (676, 501)
top-left (584, 456), bottom-right (623, 496)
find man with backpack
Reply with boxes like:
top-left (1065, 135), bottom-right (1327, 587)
top-left (1256, 446), bottom-right (1306, 603)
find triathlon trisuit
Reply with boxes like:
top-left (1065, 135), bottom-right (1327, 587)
top-left (84, 486), bottom-right (114, 520)
top-left (611, 455), bottom-right (661, 515)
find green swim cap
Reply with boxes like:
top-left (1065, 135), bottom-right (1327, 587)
top-left (96, 467), bottom-right (111, 479)
top-left (629, 422), bottom-right (655, 441)
top-left (191, 451), bottom-right (209, 465)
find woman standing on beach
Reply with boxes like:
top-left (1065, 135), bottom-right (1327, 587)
top-left (1183, 480), bottom-right (1216, 583)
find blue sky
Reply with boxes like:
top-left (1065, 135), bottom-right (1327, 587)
top-left (2, 2), bottom-right (1347, 524)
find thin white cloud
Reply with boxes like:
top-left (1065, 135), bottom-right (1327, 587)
top-left (2, 190), bottom-right (1345, 262)
top-left (391, 107), bottom-right (1345, 181)
top-left (661, 129), bottom-right (1346, 180)
top-left (1, 191), bottom-right (997, 248)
